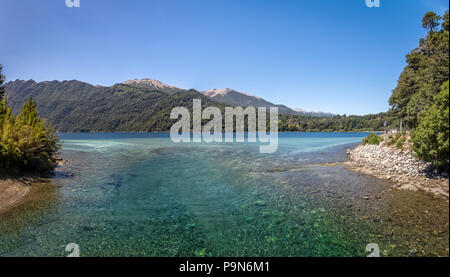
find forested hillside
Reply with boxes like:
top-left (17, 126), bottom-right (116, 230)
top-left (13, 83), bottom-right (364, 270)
top-left (6, 80), bottom-right (171, 132)
top-left (278, 113), bottom-right (386, 132)
top-left (202, 88), bottom-right (303, 115)
top-left (6, 79), bottom-right (386, 132)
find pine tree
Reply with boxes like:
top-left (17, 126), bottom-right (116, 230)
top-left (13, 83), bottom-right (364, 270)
top-left (0, 65), bottom-right (60, 176)
top-left (389, 10), bottom-right (449, 128)
top-left (0, 64), bottom-right (5, 100)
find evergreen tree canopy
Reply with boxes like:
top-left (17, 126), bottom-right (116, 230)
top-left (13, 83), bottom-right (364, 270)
top-left (422, 11), bottom-right (442, 33)
top-left (389, 10), bottom-right (449, 129)
top-left (0, 65), bottom-right (60, 176)
top-left (412, 81), bottom-right (449, 170)
top-left (0, 64), bottom-right (5, 100)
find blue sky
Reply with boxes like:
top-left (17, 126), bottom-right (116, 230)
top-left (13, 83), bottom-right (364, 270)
top-left (0, 0), bottom-right (448, 115)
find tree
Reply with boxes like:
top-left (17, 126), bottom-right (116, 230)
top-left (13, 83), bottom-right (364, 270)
top-left (17, 97), bottom-right (39, 126)
top-left (0, 65), bottom-right (6, 125)
top-left (0, 64), bottom-right (5, 100)
top-left (422, 11), bottom-right (442, 33)
top-left (443, 10), bottom-right (449, 31)
top-left (389, 10), bottom-right (449, 128)
top-left (0, 94), bottom-right (7, 129)
top-left (412, 81), bottom-right (449, 170)
top-left (0, 65), bottom-right (60, 176)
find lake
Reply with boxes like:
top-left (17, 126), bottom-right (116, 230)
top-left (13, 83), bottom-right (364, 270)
top-left (0, 132), bottom-right (448, 256)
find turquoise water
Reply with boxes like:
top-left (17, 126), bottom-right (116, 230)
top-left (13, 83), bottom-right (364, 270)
top-left (0, 133), bottom-right (448, 257)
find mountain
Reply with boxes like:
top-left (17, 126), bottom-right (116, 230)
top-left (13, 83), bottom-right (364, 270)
top-left (201, 88), bottom-right (300, 114)
top-left (144, 90), bottom-right (229, 131)
top-left (293, 108), bottom-right (334, 117)
top-left (123, 79), bottom-right (334, 116)
top-left (5, 79), bottom-right (385, 133)
top-left (123, 78), bottom-right (184, 94)
top-left (5, 79), bottom-right (214, 132)
top-left (201, 88), bottom-right (335, 116)
top-left (5, 78), bottom-right (336, 132)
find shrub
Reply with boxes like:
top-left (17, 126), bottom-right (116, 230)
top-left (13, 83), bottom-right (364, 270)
top-left (362, 133), bottom-right (382, 145)
top-left (386, 133), bottom-right (404, 147)
top-left (396, 136), bottom-right (406, 150)
top-left (0, 96), bottom-right (60, 176)
top-left (412, 81), bottom-right (449, 170)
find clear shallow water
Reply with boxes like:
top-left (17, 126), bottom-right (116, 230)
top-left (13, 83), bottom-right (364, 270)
top-left (0, 133), bottom-right (448, 257)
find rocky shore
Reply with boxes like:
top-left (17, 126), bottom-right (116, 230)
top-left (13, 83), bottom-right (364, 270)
top-left (346, 142), bottom-right (449, 200)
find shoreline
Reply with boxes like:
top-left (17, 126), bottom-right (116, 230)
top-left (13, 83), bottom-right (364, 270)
top-left (344, 143), bottom-right (449, 200)
top-left (56, 130), bottom-right (385, 134)
top-left (0, 158), bottom-right (70, 214)
top-left (0, 177), bottom-right (38, 214)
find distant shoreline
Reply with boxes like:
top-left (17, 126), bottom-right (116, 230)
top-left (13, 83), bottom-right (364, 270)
top-left (56, 130), bottom-right (382, 134)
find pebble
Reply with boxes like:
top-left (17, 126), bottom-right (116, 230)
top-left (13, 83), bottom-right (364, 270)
top-left (347, 143), bottom-right (449, 198)
top-left (347, 144), bottom-right (433, 177)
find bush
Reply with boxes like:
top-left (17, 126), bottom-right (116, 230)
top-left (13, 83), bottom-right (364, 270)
top-left (386, 133), bottom-right (405, 147)
top-left (362, 133), bottom-right (382, 145)
top-left (1, 65), bottom-right (60, 176)
top-left (0, 96), bottom-right (60, 176)
top-left (412, 81), bottom-right (449, 170)
top-left (396, 136), bottom-right (406, 150)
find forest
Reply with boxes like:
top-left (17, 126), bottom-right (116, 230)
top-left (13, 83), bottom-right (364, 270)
top-left (0, 65), bottom-right (60, 176)
top-left (4, 78), bottom-right (387, 133)
top-left (0, 10), bottom-right (448, 174)
top-left (389, 11), bottom-right (449, 170)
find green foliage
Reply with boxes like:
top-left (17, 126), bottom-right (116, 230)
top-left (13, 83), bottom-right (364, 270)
top-left (443, 10), bottom-right (449, 31)
top-left (278, 113), bottom-right (387, 132)
top-left (5, 79), bottom-right (387, 133)
top-left (362, 133), bottom-right (382, 145)
top-left (412, 81), bottom-right (449, 170)
top-left (146, 89), bottom-right (229, 131)
top-left (0, 65), bottom-right (5, 100)
top-left (422, 11), bottom-right (442, 32)
top-left (5, 80), bottom-right (172, 132)
top-left (388, 11), bottom-right (449, 169)
top-left (389, 10), bottom-right (449, 129)
top-left (396, 136), bottom-right (406, 150)
top-left (0, 65), bottom-right (60, 176)
top-left (386, 132), bottom-right (405, 147)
